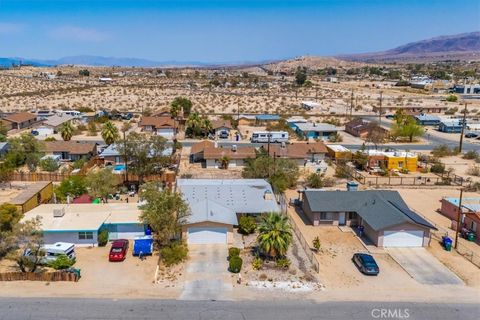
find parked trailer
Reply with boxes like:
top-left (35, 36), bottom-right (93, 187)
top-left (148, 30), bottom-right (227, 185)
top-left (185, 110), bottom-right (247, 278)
top-left (251, 131), bottom-right (289, 143)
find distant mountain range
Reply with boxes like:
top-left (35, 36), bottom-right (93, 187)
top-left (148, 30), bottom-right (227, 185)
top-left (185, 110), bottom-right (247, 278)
top-left (339, 31), bottom-right (480, 63)
top-left (1, 32), bottom-right (479, 68)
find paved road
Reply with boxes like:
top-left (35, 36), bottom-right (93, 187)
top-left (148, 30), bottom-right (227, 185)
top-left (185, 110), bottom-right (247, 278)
top-left (179, 244), bottom-right (232, 300)
top-left (387, 248), bottom-right (464, 285)
top-left (0, 298), bottom-right (477, 320)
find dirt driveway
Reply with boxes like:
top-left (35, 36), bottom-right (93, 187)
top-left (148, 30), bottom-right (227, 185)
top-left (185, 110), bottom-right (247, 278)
top-left (387, 248), bottom-right (464, 285)
top-left (179, 244), bottom-right (233, 301)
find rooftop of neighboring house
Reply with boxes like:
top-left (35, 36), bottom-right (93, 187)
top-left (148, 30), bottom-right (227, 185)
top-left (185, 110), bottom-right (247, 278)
top-left (203, 145), bottom-right (256, 160)
top-left (43, 141), bottom-right (98, 155)
top-left (190, 140), bottom-right (216, 154)
top-left (211, 119), bottom-right (232, 130)
top-left (443, 197), bottom-right (480, 213)
top-left (139, 116), bottom-right (175, 128)
top-left (2, 112), bottom-right (37, 123)
top-left (414, 114), bottom-right (441, 121)
top-left (10, 182), bottom-right (52, 205)
top-left (99, 143), bottom-right (173, 158)
top-left (22, 203), bottom-right (141, 232)
top-left (266, 142), bottom-right (328, 159)
top-left (303, 190), bottom-right (436, 231)
top-left (326, 144), bottom-right (351, 152)
top-left (362, 149), bottom-right (417, 158)
top-left (255, 114), bottom-right (281, 121)
top-left (293, 122), bottom-right (339, 132)
top-left (42, 114), bottom-right (75, 127)
top-left (440, 119), bottom-right (464, 127)
top-left (177, 179), bottom-right (280, 225)
top-left (286, 117), bottom-right (307, 124)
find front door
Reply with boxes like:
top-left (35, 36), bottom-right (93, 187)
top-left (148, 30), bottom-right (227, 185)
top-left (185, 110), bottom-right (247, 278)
top-left (338, 212), bottom-right (346, 225)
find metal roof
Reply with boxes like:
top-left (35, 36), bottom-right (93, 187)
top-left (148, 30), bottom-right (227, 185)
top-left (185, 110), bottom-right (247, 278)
top-left (255, 114), bottom-right (281, 121)
top-left (10, 182), bottom-right (52, 205)
top-left (444, 197), bottom-right (480, 213)
top-left (99, 143), bottom-right (172, 158)
top-left (303, 190), bottom-right (436, 231)
top-left (43, 114), bottom-right (75, 127)
top-left (177, 179), bottom-right (279, 225)
top-left (294, 122), bottom-right (339, 133)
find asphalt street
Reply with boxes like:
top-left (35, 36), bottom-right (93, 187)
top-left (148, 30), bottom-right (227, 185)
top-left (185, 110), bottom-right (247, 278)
top-left (0, 298), bottom-right (477, 320)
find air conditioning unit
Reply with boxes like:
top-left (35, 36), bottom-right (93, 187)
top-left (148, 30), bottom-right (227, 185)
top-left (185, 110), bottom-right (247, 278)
top-left (53, 207), bottom-right (65, 218)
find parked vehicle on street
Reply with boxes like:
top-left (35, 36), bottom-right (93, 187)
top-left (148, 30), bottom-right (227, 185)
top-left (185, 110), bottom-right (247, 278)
top-left (352, 253), bottom-right (379, 275)
top-left (465, 132), bottom-right (478, 138)
top-left (251, 131), bottom-right (289, 143)
top-left (109, 239), bottom-right (129, 262)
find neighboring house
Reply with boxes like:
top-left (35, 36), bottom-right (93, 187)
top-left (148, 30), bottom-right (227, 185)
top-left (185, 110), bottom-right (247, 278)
top-left (42, 114), bottom-right (75, 133)
top-left (286, 117), bottom-right (307, 129)
top-left (344, 118), bottom-right (388, 138)
top-left (99, 143), bottom-right (173, 165)
top-left (1, 112), bottom-right (37, 130)
top-left (177, 179), bottom-right (279, 244)
top-left (204, 145), bottom-right (256, 168)
top-left (139, 116), bottom-right (176, 139)
top-left (453, 84), bottom-right (480, 95)
top-left (414, 114), bottom-right (441, 126)
top-left (266, 142), bottom-right (328, 166)
top-left (291, 122), bottom-right (339, 140)
top-left (439, 119), bottom-right (463, 133)
top-left (301, 190), bottom-right (437, 247)
top-left (10, 181), bottom-right (53, 214)
top-left (190, 140), bottom-right (216, 162)
top-left (372, 105), bottom-right (448, 114)
top-left (0, 142), bottom-right (9, 158)
top-left (255, 114), bottom-right (281, 125)
top-left (44, 141), bottom-right (98, 161)
top-left (326, 145), bottom-right (352, 161)
top-left (237, 114), bottom-right (256, 126)
top-left (22, 203), bottom-right (147, 246)
top-left (212, 119), bottom-right (232, 138)
top-left (361, 150), bottom-right (417, 172)
top-left (440, 197), bottom-right (480, 243)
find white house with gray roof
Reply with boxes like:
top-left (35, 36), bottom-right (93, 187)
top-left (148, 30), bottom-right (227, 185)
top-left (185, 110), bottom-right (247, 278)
top-left (177, 179), bottom-right (279, 244)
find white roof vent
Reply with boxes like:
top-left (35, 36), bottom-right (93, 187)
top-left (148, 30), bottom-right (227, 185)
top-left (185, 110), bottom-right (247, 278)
top-left (53, 207), bottom-right (65, 218)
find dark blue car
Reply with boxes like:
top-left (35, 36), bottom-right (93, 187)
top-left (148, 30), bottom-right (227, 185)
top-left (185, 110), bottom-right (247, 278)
top-left (352, 253), bottom-right (379, 275)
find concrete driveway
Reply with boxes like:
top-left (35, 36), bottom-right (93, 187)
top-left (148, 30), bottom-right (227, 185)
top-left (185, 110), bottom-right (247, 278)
top-left (179, 244), bottom-right (233, 301)
top-left (387, 248), bottom-right (464, 285)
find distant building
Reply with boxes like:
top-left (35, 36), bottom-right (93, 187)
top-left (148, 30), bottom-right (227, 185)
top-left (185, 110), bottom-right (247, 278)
top-left (345, 118), bottom-right (388, 138)
top-left (203, 145), bottom-right (256, 169)
top-left (373, 105), bottom-right (448, 114)
top-left (43, 141), bottom-right (98, 161)
top-left (11, 182), bottom-right (53, 214)
top-left (440, 197), bottom-right (480, 244)
top-left (326, 145), bottom-right (352, 161)
top-left (211, 119), bottom-right (233, 138)
top-left (139, 116), bottom-right (176, 139)
top-left (438, 119), bottom-right (463, 133)
top-left (361, 150), bottom-right (418, 172)
top-left (266, 142), bottom-right (328, 166)
top-left (42, 114), bottom-right (76, 133)
top-left (453, 84), bottom-right (480, 95)
top-left (291, 122), bottom-right (339, 140)
top-left (255, 114), bottom-right (281, 125)
top-left (414, 114), bottom-right (441, 126)
top-left (1, 112), bottom-right (37, 130)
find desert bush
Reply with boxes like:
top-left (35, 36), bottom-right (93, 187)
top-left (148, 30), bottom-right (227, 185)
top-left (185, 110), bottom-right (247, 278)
top-left (430, 162), bottom-right (446, 174)
top-left (229, 256), bottom-right (243, 273)
top-left (160, 241), bottom-right (188, 267)
top-left (312, 236), bottom-right (321, 251)
top-left (238, 216), bottom-right (257, 235)
top-left (252, 257), bottom-right (263, 270)
top-left (467, 165), bottom-right (480, 177)
top-left (228, 247), bottom-right (241, 258)
top-left (431, 144), bottom-right (457, 158)
top-left (47, 254), bottom-right (75, 270)
top-left (276, 258), bottom-right (291, 269)
top-left (334, 163), bottom-right (351, 178)
top-left (446, 95), bottom-right (458, 102)
top-left (40, 157), bottom-right (60, 172)
top-left (97, 229), bottom-right (109, 247)
top-left (463, 151), bottom-right (479, 160)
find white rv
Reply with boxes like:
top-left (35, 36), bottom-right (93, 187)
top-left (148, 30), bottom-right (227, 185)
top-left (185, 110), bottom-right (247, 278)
top-left (251, 131), bottom-right (289, 143)
top-left (56, 110), bottom-right (82, 119)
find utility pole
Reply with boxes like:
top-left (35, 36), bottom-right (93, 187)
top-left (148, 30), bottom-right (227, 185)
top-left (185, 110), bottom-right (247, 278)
top-left (123, 129), bottom-right (128, 184)
top-left (378, 91), bottom-right (383, 126)
top-left (454, 189), bottom-right (464, 249)
top-left (267, 132), bottom-right (271, 178)
top-left (459, 102), bottom-right (468, 153)
top-left (350, 89), bottom-right (354, 119)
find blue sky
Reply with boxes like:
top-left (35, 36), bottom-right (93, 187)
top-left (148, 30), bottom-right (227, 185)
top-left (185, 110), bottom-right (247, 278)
top-left (0, 0), bottom-right (478, 62)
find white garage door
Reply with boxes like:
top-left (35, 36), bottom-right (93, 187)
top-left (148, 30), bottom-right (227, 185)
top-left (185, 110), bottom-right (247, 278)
top-left (187, 227), bottom-right (227, 244)
top-left (383, 230), bottom-right (424, 247)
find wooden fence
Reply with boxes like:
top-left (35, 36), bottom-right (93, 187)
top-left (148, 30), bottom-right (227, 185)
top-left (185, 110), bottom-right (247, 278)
top-left (0, 271), bottom-right (79, 282)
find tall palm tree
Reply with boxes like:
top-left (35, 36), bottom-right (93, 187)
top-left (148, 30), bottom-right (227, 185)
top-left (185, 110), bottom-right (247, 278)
top-left (101, 121), bottom-right (120, 145)
top-left (60, 121), bottom-right (75, 141)
top-left (186, 112), bottom-right (201, 136)
top-left (257, 212), bottom-right (292, 259)
top-left (202, 118), bottom-right (213, 137)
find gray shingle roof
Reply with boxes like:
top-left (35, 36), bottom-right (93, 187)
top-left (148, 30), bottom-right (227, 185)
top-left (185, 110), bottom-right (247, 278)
top-left (303, 190), bottom-right (436, 231)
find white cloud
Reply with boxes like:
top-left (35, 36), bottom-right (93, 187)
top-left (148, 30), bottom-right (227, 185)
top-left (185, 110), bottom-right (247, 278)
top-left (49, 26), bottom-right (110, 42)
top-left (0, 22), bottom-right (25, 35)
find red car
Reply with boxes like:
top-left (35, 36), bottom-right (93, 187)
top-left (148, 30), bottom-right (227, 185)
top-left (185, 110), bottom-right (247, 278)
top-left (109, 239), bottom-right (129, 262)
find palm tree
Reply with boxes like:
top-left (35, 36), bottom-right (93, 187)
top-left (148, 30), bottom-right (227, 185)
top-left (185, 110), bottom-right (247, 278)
top-left (101, 121), bottom-right (120, 145)
top-left (202, 118), bottom-right (213, 137)
top-left (186, 112), bottom-right (201, 137)
top-left (257, 212), bottom-right (292, 259)
top-left (220, 155), bottom-right (230, 169)
top-left (60, 122), bottom-right (75, 141)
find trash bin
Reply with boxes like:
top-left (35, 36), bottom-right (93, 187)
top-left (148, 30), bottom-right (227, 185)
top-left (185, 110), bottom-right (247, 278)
top-left (467, 232), bottom-right (476, 242)
top-left (442, 236), bottom-right (452, 251)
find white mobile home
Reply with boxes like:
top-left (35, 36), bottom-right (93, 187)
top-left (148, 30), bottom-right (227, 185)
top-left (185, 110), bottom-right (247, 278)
top-left (251, 131), bottom-right (289, 143)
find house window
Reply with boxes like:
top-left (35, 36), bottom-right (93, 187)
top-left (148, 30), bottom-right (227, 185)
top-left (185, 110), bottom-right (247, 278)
top-left (398, 161), bottom-right (404, 168)
top-left (471, 221), bottom-right (477, 231)
top-left (320, 212), bottom-right (334, 220)
top-left (348, 212), bottom-right (357, 220)
top-left (78, 231), bottom-right (93, 240)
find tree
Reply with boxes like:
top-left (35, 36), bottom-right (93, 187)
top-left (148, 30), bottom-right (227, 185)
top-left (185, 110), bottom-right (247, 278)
top-left (257, 213), bottom-right (292, 259)
top-left (5, 134), bottom-right (44, 171)
top-left (306, 173), bottom-right (335, 189)
top-left (0, 121), bottom-right (8, 141)
top-left (220, 156), bottom-right (230, 169)
top-left (365, 122), bottom-right (387, 148)
top-left (202, 118), bottom-right (213, 137)
top-left (0, 162), bottom-right (14, 184)
top-left (171, 97), bottom-right (192, 117)
top-left (295, 67), bottom-right (307, 86)
top-left (117, 132), bottom-right (170, 184)
top-left (55, 175), bottom-right (87, 202)
top-left (0, 203), bottom-right (21, 232)
top-left (87, 121), bottom-right (98, 136)
top-left (446, 94), bottom-right (458, 102)
top-left (6, 217), bottom-right (44, 273)
top-left (59, 122), bottom-right (75, 141)
top-left (101, 121), bottom-right (120, 145)
top-left (391, 115), bottom-right (424, 142)
top-left (186, 112), bottom-right (202, 137)
top-left (242, 156), bottom-right (299, 192)
top-left (39, 157), bottom-right (59, 172)
top-left (85, 169), bottom-right (119, 202)
top-left (79, 69), bottom-right (90, 76)
top-left (139, 182), bottom-right (190, 245)
top-left (313, 236), bottom-right (321, 252)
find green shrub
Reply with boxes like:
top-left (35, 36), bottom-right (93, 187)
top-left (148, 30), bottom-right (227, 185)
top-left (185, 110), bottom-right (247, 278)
top-left (463, 151), bottom-right (479, 160)
top-left (276, 258), bottom-right (291, 269)
top-left (228, 247), bottom-right (241, 258)
top-left (238, 216), bottom-right (256, 235)
top-left (446, 94), bottom-right (458, 102)
top-left (430, 162), bottom-right (446, 174)
top-left (431, 144), bottom-right (457, 158)
top-left (97, 229), bottom-right (109, 247)
top-left (40, 157), bottom-right (60, 172)
top-left (229, 256), bottom-right (243, 273)
top-left (252, 257), bottom-right (263, 270)
top-left (312, 236), bottom-right (321, 251)
top-left (47, 254), bottom-right (75, 270)
top-left (160, 241), bottom-right (188, 267)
